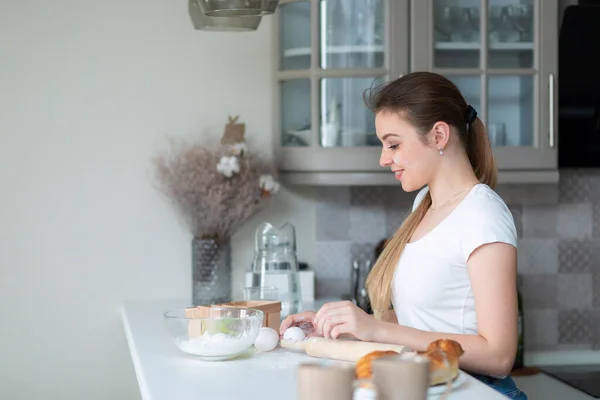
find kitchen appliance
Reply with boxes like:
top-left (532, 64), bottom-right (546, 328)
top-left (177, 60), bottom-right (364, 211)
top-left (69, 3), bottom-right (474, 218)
top-left (558, 3), bottom-right (600, 167)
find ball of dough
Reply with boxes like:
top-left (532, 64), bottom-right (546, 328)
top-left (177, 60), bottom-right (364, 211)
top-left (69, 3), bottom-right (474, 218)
top-left (283, 326), bottom-right (306, 342)
top-left (253, 327), bottom-right (279, 352)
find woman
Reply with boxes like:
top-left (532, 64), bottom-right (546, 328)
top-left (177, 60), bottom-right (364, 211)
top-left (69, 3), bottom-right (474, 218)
top-left (279, 72), bottom-right (527, 399)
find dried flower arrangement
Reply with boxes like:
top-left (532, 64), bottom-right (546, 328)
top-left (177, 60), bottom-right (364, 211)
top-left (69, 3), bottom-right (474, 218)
top-left (152, 115), bottom-right (280, 244)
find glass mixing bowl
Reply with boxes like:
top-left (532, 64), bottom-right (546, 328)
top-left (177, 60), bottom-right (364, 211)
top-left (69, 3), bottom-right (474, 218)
top-left (164, 306), bottom-right (264, 361)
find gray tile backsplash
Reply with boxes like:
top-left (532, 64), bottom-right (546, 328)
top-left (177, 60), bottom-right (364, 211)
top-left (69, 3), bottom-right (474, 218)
top-left (559, 170), bottom-right (600, 203)
top-left (558, 310), bottom-right (594, 347)
top-left (518, 239), bottom-right (559, 274)
top-left (594, 273), bottom-right (600, 308)
top-left (520, 274), bottom-right (558, 308)
top-left (525, 309), bottom-right (558, 350)
top-left (558, 240), bottom-right (594, 273)
top-left (557, 203), bottom-right (593, 239)
top-left (556, 274), bottom-right (593, 309)
top-left (314, 168), bottom-right (600, 352)
top-left (593, 203), bottom-right (600, 237)
top-left (522, 205), bottom-right (558, 237)
top-left (315, 187), bottom-right (350, 241)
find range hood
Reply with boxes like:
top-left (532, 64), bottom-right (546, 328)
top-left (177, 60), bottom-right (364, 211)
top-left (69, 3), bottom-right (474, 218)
top-left (189, 0), bottom-right (262, 31)
top-left (199, 0), bottom-right (279, 17)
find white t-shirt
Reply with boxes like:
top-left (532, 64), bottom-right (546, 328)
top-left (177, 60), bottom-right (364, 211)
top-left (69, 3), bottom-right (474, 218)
top-left (392, 183), bottom-right (517, 337)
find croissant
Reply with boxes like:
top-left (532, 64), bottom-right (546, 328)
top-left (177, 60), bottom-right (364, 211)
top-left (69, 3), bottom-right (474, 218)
top-left (354, 339), bottom-right (464, 386)
top-left (355, 350), bottom-right (400, 380)
top-left (420, 339), bottom-right (465, 385)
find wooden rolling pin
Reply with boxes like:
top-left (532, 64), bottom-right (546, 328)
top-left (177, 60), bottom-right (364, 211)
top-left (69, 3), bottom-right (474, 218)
top-left (281, 337), bottom-right (409, 362)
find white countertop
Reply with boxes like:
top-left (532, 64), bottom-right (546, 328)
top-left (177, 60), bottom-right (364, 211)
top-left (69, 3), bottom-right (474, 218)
top-left (121, 298), bottom-right (509, 400)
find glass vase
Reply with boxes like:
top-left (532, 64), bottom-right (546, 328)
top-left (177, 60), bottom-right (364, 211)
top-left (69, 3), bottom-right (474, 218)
top-left (191, 237), bottom-right (231, 306)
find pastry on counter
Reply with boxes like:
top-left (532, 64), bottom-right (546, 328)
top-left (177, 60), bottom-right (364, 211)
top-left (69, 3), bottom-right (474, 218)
top-left (354, 338), bottom-right (464, 386)
top-left (419, 339), bottom-right (464, 385)
top-left (355, 350), bottom-right (400, 380)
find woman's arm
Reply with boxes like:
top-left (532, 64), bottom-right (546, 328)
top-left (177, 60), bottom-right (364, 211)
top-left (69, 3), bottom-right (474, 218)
top-left (373, 242), bottom-right (518, 377)
top-left (380, 308), bottom-right (398, 324)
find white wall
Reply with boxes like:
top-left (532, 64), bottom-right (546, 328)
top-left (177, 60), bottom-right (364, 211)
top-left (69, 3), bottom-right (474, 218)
top-left (0, 1), bottom-right (315, 399)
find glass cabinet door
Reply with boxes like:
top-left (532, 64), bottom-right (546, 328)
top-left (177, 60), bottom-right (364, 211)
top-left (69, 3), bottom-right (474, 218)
top-left (320, 0), bottom-right (384, 70)
top-left (447, 75), bottom-right (482, 114)
top-left (281, 79), bottom-right (312, 147)
top-left (275, 0), bottom-right (394, 158)
top-left (430, 0), bottom-right (536, 150)
top-left (277, 1), bottom-right (312, 149)
top-left (410, 0), bottom-right (559, 173)
top-left (486, 0), bottom-right (535, 149)
top-left (488, 75), bottom-right (534, 147)
top-left (279, 1), bottom-right (311, 71)
top-left (320, 76), bottom-right (384, 147)
top-left (433, 0), bottom-right (481, 69)
top-left (318, 0), bottom-right (385, 148)
top-left (487, 1), bottom-right (534, 69)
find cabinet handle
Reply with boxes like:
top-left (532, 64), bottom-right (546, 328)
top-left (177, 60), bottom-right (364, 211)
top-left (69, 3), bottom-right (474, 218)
top-left (549, 73), bottom-right (555, 148)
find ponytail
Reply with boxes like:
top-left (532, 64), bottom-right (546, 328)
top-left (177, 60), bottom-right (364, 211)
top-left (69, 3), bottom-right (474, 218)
top-left (366, 194), bottom-right (431, 319)
top-left (466, 116), bottom-right (498, 189)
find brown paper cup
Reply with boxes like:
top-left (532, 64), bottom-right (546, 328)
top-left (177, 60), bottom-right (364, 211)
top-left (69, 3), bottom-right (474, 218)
top-left (297, 363), bottom-right (354, 400)
top-left (372, 355), bottom-right (430, 400)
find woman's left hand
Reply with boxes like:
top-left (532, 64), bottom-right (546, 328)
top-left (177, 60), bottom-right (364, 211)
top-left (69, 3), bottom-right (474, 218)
top-left (313, 301), bottom-right (381, 341)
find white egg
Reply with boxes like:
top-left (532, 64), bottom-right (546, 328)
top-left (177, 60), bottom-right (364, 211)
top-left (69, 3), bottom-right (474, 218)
top-left (283, 326), bottom-right (306, 342)
top-left (253, 327), bottom-right (279, 352)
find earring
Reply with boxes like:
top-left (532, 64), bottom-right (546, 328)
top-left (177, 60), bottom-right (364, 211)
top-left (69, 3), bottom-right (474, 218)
top-left (439, 148), bottom-right (444, 156)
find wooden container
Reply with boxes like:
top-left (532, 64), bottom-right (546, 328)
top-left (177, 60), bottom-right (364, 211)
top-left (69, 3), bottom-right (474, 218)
top-left (215, 300), bottom-right (282, 332)
top-left (184, 306), bottom-right (213, 338)
top-left (183, 301), bottom-right (281, 338)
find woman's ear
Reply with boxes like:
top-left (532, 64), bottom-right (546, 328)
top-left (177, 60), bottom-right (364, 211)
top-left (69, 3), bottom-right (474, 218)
top-left (431, 121), bottom-right (451, 150)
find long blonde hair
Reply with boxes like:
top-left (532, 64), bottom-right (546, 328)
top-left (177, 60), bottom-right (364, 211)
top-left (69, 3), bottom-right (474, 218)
top-left (363, 72), bottom-right (498, 318)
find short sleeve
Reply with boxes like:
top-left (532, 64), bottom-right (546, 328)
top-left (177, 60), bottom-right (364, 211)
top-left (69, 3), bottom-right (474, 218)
top-left (460, 193), bottom-right (518, 262)
top-left (412, 186), bottom-right (430, 212)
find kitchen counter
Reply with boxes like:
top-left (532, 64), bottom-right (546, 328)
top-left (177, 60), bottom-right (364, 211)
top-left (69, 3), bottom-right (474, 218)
top-left (513, 373), bottom-right (597, 400)
top-left (121, 298), bottom-right (509, 400)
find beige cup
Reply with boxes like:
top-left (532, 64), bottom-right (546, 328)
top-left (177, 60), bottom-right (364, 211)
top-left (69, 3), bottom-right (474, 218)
top-left (372, 355), bottom-right (431, 400)
top-left (297, 362), bottom-right (354, 400)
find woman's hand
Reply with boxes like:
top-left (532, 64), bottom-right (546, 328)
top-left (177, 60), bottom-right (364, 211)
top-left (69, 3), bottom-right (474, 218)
top-left (279, 311), bottom-right (318, 337)
top-left (313, 301), bottom-right (382, 341)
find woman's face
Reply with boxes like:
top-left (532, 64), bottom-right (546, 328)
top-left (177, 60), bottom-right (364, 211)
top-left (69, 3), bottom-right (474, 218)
top-left (376, 111), bottom-right (439, 192)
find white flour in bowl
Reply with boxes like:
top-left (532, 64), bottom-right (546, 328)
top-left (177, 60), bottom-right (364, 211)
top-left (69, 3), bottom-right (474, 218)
top-left (177, 331), bottom-right (254, 357)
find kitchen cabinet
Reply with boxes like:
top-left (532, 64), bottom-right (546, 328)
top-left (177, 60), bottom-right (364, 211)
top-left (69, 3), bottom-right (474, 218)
top-left (273, 0), bottom-right (559, 185)
top-left (272, 0), bottom-right (408, 185)
top-left (412, 0), bottom-right (558, 179)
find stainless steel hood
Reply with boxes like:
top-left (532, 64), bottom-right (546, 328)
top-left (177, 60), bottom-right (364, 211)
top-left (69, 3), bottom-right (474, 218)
top-left (198, 0), bottom-right (279, 17)
top-left (188, 0), bottom-right (262, 31)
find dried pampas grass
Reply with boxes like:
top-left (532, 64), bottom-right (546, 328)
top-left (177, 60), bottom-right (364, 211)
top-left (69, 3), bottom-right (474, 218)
top-left (152, 116), bottom-right (279, 243)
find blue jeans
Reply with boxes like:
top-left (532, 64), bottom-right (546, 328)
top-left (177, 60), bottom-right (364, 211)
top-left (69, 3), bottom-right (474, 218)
top-left (469, 373), bottom-right (528, 399)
